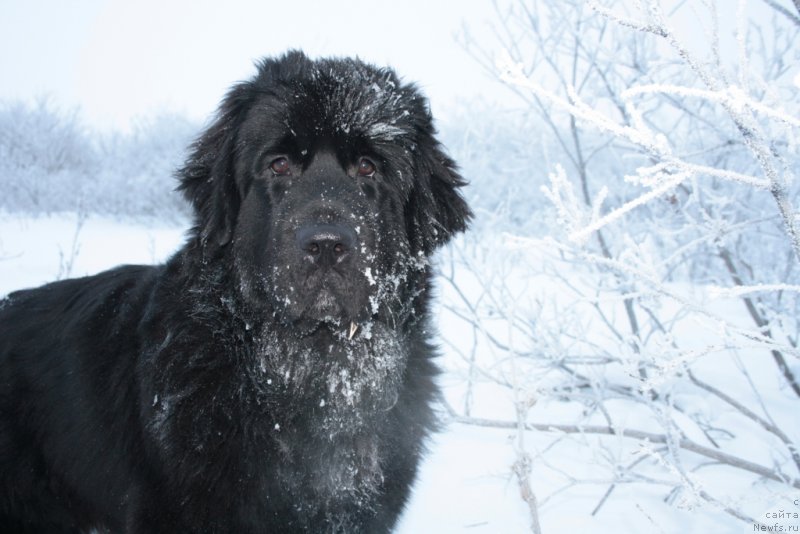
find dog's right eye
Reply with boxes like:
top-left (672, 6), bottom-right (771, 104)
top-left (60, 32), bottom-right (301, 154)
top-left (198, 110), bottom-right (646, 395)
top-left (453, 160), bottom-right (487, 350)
top-left (356, 158), bottom-right (377, 177)
top-left (269, 157), bottom-right (291, 176)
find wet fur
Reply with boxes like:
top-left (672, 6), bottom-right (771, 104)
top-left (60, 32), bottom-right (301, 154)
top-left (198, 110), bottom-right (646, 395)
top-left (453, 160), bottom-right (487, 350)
top-left (0, 51), bottom-right (470, 533)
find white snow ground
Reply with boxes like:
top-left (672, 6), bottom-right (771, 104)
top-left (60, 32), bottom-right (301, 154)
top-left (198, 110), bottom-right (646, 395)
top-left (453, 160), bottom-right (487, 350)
top-left (1, 214), bottom-right (799, 533)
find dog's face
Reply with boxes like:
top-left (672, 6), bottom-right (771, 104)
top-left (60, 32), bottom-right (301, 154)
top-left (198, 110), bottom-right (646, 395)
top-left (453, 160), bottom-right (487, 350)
top-left (179, 52), bottom-right (471, 331)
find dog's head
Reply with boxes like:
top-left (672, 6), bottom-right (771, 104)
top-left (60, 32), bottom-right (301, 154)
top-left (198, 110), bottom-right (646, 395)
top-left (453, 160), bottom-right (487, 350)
top-left (179, 51), bottom-right (471, 330)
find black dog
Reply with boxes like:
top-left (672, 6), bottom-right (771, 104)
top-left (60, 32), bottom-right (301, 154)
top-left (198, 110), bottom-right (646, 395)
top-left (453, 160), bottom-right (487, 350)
top-left (0, 51), bottom-right (470, 533)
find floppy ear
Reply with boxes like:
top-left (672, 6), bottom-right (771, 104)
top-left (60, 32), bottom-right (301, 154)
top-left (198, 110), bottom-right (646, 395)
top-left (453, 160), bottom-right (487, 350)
top-left (408, 141), bottom-right (473, 255)
top-left (177, 84), bottom-right (253, 249)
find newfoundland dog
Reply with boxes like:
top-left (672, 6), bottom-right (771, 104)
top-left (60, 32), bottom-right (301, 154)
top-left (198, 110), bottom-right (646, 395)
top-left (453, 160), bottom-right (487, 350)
top-left (0, 51), bottom-right (471, 533)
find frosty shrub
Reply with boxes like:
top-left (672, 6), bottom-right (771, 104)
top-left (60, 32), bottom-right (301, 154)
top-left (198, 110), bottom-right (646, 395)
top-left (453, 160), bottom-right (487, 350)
top-left (0, 98), bottom-right (97, 214)
top-left (0, 99), bottom-right (194, 221)
top-left (95, 113), bottom-right (196, 221)
top-left (447, 0), bottom-right (800, 531)
top-left (439, 100), bottom-right (551, 235)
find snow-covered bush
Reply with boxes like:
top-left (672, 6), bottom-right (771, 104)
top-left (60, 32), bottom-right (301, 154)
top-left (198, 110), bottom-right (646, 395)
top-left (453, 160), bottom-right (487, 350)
top-left (439, 101), bottom-right (551, 235)
top-left (0, 98), bottom-right (98, 214)
top-left (446, 0), bottom-right (800, 530)
top-left (95, 113), bottom-right (195, 220)
top-left (0, 100), bottom-right (194, 221)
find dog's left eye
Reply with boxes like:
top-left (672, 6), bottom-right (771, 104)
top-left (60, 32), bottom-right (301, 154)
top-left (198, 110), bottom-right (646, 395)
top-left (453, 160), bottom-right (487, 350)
top-left (356, 158), bottom-right (377, 177)
top-left (269, 157), bottom-right (292, 176)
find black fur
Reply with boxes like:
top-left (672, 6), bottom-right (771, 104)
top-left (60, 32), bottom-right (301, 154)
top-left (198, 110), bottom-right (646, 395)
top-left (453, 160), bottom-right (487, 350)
top-left (0, 51), bottom-right (471, 533)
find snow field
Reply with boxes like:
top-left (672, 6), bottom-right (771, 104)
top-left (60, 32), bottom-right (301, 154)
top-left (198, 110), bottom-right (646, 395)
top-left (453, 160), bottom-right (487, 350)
top-left (5, 214), bottom-right (799, 532)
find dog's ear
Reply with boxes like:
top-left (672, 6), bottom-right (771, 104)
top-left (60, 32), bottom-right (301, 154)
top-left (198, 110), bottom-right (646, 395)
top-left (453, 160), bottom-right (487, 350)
top-left (408, 139), bottom-right (472, 255)
top-left (177, 83), bottom-right (253, 249)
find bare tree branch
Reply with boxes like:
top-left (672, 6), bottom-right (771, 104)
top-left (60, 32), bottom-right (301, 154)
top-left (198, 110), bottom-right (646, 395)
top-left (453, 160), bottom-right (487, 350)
top-left (719, 247), bottom-right (800, 398)
top-left (454, 0), bottom-right (800, 525)
top-left (688, 370), bottom-right (800, 474)
top-left (447, 412), bottom-right (800, 490)
top-left (761, 0), bottom-right (800, 27)
top-left (514, 400), bottom-right (542, 534)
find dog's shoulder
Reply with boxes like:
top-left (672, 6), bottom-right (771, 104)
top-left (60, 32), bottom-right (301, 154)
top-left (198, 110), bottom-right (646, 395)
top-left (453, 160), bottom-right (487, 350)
top-left (0, 264), bottom-right (162, 350)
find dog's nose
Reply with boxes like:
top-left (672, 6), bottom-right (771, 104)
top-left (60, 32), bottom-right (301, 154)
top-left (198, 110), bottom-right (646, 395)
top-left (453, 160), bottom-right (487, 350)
top-left (295, 223), bottom-right (357, 267)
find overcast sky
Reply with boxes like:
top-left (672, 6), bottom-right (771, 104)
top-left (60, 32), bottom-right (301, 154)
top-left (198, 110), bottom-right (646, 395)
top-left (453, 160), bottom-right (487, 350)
top-left (2, 1), bottom-right (791, 133)
top-left (0, 0), bottom-right (507, 131)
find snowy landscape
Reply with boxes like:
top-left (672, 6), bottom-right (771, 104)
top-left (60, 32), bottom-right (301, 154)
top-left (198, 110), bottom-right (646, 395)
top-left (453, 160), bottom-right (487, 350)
top-left (2, 0), bottom-right (800, 532)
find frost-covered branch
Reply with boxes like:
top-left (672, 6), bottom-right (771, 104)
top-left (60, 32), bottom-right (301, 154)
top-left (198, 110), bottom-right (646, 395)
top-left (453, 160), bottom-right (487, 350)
top-left (709, 283), bottom-right (800, 298)
top-left (621, 84), bottom-right (800, 128)
top-left (445, 411), bottom-right (800, 490)
top-left (585, 0), bottom-right (800, 262)
top-left (687, 370), bottom-right (800, 473)
top-left (718, 247), bottom-right (800, 397)
top-left (513, 398), bottom-right (542, 534)
top-left (453, 0), bottom-right (800, 527)
top-left (497, 0), bottom-right (800, 261)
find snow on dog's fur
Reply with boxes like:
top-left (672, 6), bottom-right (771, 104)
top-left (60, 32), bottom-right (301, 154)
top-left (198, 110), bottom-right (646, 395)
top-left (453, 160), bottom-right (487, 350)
top-left (0, 51), bottom-right (470, 533)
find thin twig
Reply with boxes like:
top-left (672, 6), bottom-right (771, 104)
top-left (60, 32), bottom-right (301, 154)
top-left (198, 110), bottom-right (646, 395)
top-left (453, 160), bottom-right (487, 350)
top-left (719, 247), bottom-right (800, 398)
top-left (514, 400), bottom-right (543, 534)
top-left (760, 0), bottom-right (800, 27)
top-left (447, 412), bottom-right (800, 490)
top-left (688, 370), bottom-right (800, 473)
